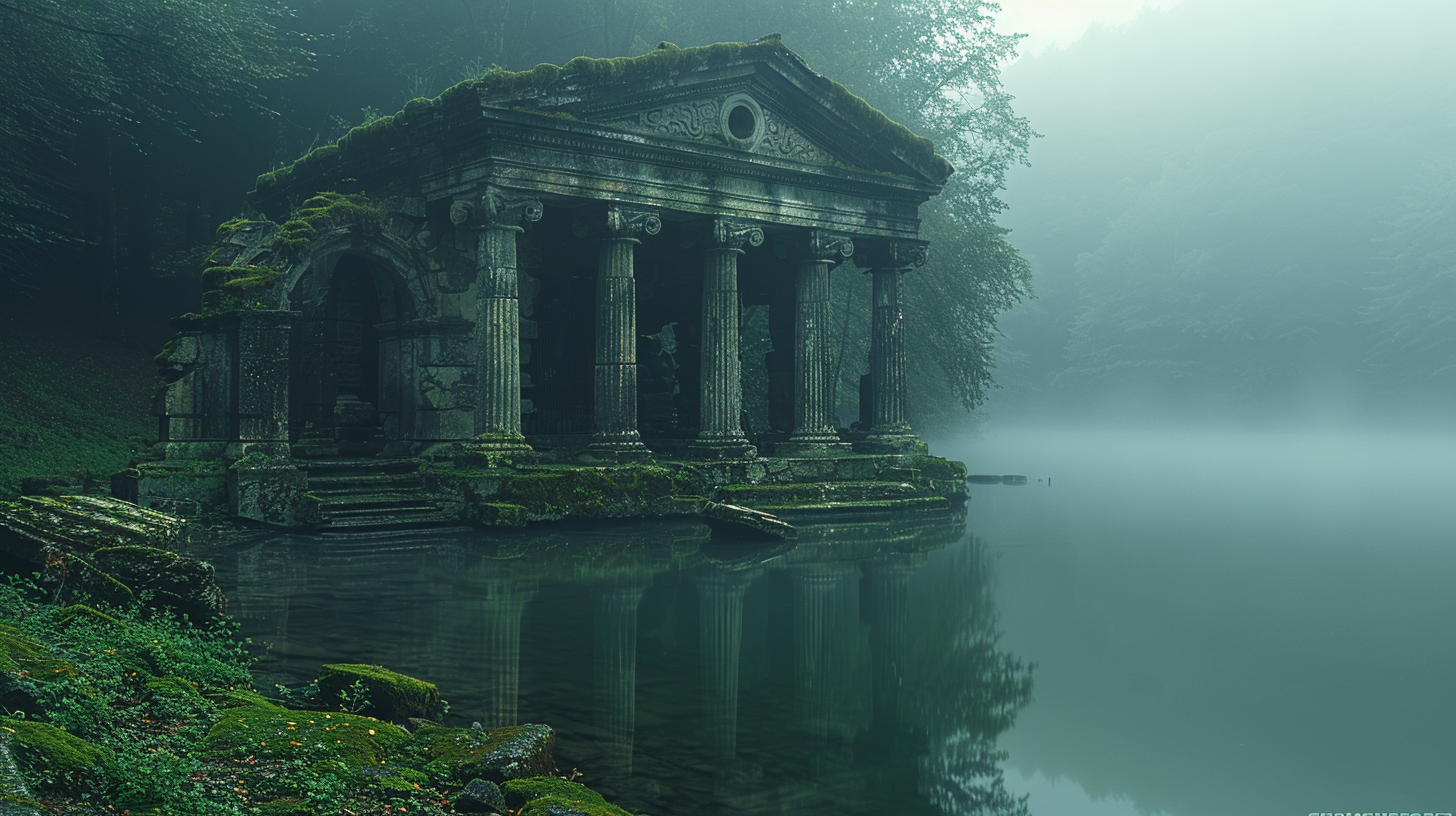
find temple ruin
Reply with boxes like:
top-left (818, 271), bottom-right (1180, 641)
top-left (129, 36), bottom-right (968, 527)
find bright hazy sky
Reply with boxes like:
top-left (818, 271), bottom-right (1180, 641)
top-left (997, 0), bottom-right (1183, 56)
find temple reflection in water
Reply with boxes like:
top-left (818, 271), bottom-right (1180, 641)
top-left (213, 508), bottom-right (1031, 816)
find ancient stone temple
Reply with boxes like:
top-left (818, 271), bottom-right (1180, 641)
top-left (130, 36), bottom-right (967, 527)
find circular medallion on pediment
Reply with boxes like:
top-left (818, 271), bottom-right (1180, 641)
top-left (720, 93), bottom-right (765, 150)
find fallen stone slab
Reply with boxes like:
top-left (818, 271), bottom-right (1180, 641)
top-left (700, 501), bottom-right (796, 540)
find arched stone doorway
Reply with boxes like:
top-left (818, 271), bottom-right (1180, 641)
top-left (290, 251), bottom-right (415, 458)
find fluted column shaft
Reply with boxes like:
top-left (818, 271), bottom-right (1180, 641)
top-left (593, 237), bottom-right (641, 447)
top-left (475, 224), bottom-right (529, 449)
top-left (869, 268), bottom-right (908, 432)
top-left (694, 219), bottom-right (761, 459)
top-left (589, 206), bottom-right (659, 455)
top-left (791, 259), bottom-right (837, 443)
top-left (784, 231), bottom-right (852, 455)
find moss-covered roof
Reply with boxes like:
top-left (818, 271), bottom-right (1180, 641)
top-left (251, 36), bottom-right (951, 203)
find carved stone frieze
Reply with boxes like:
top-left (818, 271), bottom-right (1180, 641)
top-left (757, 111), bottom-right (835, 165)
top-left (624, 100), bottom-right (724, 143)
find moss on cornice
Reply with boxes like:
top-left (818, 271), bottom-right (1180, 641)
top-left (251, 35), bottom-right (951, 202)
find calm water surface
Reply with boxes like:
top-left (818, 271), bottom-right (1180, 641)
top-left (203, 429), bottom-right (1456, 816)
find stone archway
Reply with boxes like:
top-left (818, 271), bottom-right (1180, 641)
top-left (288, 248), bottom-right (418, 459)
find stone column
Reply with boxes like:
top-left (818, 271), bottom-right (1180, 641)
top-left (592, 577), bottom-right (649, 778)
top-left (784, 230), bottom-right (854, 456)
top-left (697, 566), bottom-right (756, 765)
top-left (693, 218), bottom-right (763, 460)
top-left (460, 187), bottom-right (543, 453)
top-left (589, 204), bottom-right (660, 457)
top-left (863, 240), bottom-right (928, 453)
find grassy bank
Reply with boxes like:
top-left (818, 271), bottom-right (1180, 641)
top-left (0, 318), bottom-right (156, 498)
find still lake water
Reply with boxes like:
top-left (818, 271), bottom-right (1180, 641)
top-left (204, 429), bottom-right (1456, 816)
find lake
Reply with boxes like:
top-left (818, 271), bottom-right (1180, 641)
top-left (205, 428), bottom-right (1456, 816)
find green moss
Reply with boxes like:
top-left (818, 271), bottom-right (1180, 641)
top-left (0, 625), bottom-right (72, 677)
top-left (909, 455), bottom-right (968, 482)
top-left (54, 604), bottom-right (121, 629)
top-left (145, 675), bottom-right (202, 701)
top-left (199, 704), bottom-right (409, 766)
top-left (3, 718), bottom-right (108, 780)
top-left (250, 34), bottom-right (951, 199)
top-left (273, 192), bottom-right (383, 250)
top-left (403, 724), bottom-right (553, 785)
top-left (502, 776), bottom-right (634, 816)
top-left (315, 663), bottom-right (440, 722)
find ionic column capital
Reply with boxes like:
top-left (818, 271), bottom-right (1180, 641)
top-left (605, 204), bottom-right (662, 241)
top-left (709, 218), bottom-right (765, 252)
top-left (449, 184), bottom-right (544, 231)
top-left (800, 228), bottom-right (855, 264)
top-left (857, 238), bottom-right (929, 271)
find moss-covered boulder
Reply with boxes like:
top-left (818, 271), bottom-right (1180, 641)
top-left (199, 703), bottom-right (409, 767)
top-left (1, 719), bottom-right (108, 789)
top-left (502, 776), bottom-right (635, 816)
top-left (315, 664), bottom-right (442, 723)
top-left (90, 545), bottom-right (226, 621)
top-left (403, 724), bottom-right (555, 785)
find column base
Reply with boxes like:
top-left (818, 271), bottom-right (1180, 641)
top-left (856, 427), bottom-right (928, 455)
top-left (467, 433), bottom-right (534, 454)
top-left (583, 432), bottom-right (652, 463)
top-left (689, 435), bottom-right (758, 461)
top-left (777, 434), bottom-right (853, 458)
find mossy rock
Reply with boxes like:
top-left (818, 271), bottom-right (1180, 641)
top-left (315, 664), bottom-right (441, 723)
top-left (403, 724), bottom-right (555, 785)
top-left (90, 545), bottom-right (226, 621)
top-left (1, 719), bottom-right (108, 788)
top-left (199, 705), bottom-right (409, 767)
top-left (145, 675), bottom-right (202, 702)
top-left (0, 626), bottom-right (72, 679)
top-left (52, 557), bottom-right (134, 611)
top-left (502, 776), bottom-right (634, 816)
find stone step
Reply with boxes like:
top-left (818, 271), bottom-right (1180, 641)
top-left (321, 508), bottom-right (460, 531)
top-left (307, 473), bottom-right (425, 492)
top-left (304, 457), bottom-right (420, 477)
top-left (321, 497), bottom-right (438, 515)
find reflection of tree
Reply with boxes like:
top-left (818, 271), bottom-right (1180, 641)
top-left (906, 535), bottom-right (1033, 816)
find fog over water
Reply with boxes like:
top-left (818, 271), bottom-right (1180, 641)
top-left (936, 427), bottom-right (1456, 816)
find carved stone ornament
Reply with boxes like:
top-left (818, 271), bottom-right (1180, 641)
top-left (711, 218), bottom-right (765, 251)
top-left (448, 199), bottom-right (474, 226)
top-left (805, 229), bottom-right (854, 262)
top-left (631, 99), bottom-right (723, 142)
top-left (758, 110), bottom-right (834, 165)
top-left (482, 184), bottom-right (544, 228)
top-left (860, 239), bottom-right (929, 270)
top-left (605, 204), bottom-right (662, 240)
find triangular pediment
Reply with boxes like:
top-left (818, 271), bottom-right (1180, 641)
top-left (592, 93), bottom-right (838, 168)
top-left (474, 37), bottom-right (954, 185)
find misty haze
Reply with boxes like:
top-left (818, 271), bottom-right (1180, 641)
top-left (0, 1), bottom-right (1452, 815)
